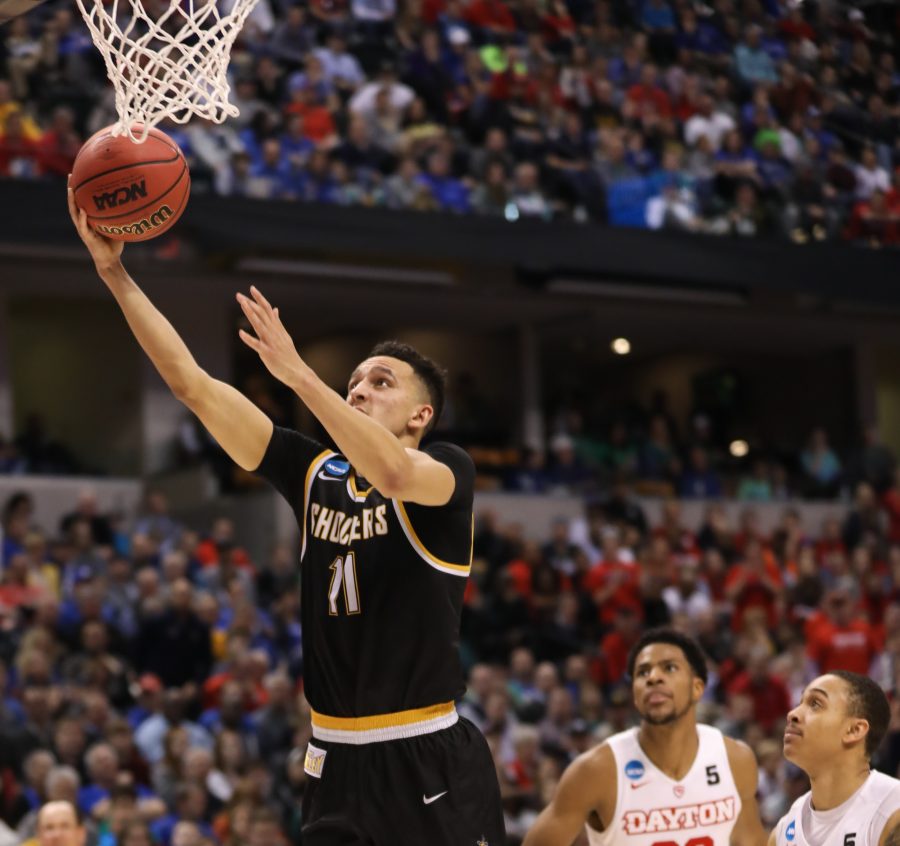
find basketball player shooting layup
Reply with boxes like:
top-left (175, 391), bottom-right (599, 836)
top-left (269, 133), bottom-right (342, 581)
top-left (524, 628), bottom-right (767, 846)
top-left (66, 182), bottom-right (505, 846)
top-left (772, 672), bottom-right (900, 846)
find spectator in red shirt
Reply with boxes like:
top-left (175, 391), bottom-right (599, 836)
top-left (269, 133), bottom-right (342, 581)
top-left (540, 0), bottom-right (575, 47)
top-left (626, 63), bottom-right (673, 119)
top-left (196, 518), bottom-right (254, 572)
top-left (778, 6), bottom-right (816, 43)
top-left (504, 540), bottom-right (542, 600)
top-left (504, 724), bottom-right (540, 793)
top-left (815, 515), bottom-right (847, 565)
top-left (805, 581), bottom-right (882, 675)
top-left (883, 468), bottom-right (900, 545)
top-left (724, 537), bottom-right (783, 631)
top-left (726, 647), bottom-right (792, 732)
top-left (464, 0), bottom-right (515, 37)
top-left (653, 499), bottom-right (699, 565)
top-left (37, 106), bottom-right (81, 177)
top-left (593, 604), bottom-right (642, 688)
top-left (583, 553), bottom-right (640, 627)
top-left (845, 189), bottom-right (900, 247)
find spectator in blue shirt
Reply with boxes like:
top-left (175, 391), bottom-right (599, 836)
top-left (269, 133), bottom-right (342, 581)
top-left (418, 150), bottom-right (470, 212)
top-left (676, 9), bottom-right (729, 65)
top-left (278, 114), bottom-right (315, 172)
top-left (734, 25), bottom-right (778, 88)
top-left (249, 139), bottom-right (297, 199)
top-left (679, 447), bottom-right (723, 499)
top-left (755, 134), bottom-right (793, 199)
top-left (298, 149), bottom-right (337, 203)
top-left (641, 0), bottom-right (674, 32)
top-left (801, 427), bottom-right (842, 498)
top-left (149, 783), bottom-right (214, 846)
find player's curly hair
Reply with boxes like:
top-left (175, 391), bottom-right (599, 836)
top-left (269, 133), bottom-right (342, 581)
top-left (367, 341), bottom-right (447, 434)
top-left (626, 627), bottom-right (709, 684)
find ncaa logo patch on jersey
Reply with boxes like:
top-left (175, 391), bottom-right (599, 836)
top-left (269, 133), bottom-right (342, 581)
top-left (624, 760), bottom-right (645, 780)
top-left (323, 459), bottom-right (351, 478)
top-left (786, 821), bottom-right (796, 842)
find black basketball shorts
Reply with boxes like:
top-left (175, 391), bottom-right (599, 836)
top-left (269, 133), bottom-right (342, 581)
top-left (300, 716), bottom-right (505, 846)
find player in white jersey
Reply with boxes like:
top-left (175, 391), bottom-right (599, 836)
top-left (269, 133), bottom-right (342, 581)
top-left (524, 628), bottom-right (767, 846)
top-left (772, 671), bottom-right (900, 846)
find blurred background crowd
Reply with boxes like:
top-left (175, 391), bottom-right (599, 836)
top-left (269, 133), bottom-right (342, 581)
top-left (1, 0), bottom-right (899, 243)
top-left (2, 392), bottom-right (895, 507)
top-left (2, 478), bottom-right (900, 845)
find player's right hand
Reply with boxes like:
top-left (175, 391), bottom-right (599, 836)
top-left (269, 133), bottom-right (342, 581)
top-left (67, 174), bottom-right (124, 270)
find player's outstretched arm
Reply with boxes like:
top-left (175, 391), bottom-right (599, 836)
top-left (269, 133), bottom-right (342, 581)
top-left (726, 738), bottom-right (768, 846)
top-left (68, 179), bottom-right (273, 472)
top-left (236, 286), bottom-right (455, 505)
top-left (523, 746), bottom-right (614, 846)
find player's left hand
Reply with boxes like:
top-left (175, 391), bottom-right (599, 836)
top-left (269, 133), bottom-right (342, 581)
top-left (237, 286), bottom-right (305, 386)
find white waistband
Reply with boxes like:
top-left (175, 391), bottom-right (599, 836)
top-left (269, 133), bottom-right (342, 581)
top-left (311, 708), bottom-right (459, 745)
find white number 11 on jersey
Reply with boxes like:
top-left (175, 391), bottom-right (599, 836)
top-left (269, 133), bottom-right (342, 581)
top-left (328, 552), bottom-right (361, 615)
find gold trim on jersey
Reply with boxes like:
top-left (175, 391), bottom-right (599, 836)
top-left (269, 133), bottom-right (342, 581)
top-left (346, 471), bottom-right (374, 502)
top-left (301, 451), bottom-right (338, 561)
top-left (312, 700), bottom-right (454, 730)
top-left (391, 501), bottom-right (473, 577)
top-left (309, 702), bottom-right (459, 743)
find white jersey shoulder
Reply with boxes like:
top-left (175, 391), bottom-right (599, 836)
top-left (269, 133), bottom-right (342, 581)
top-left (587, 725), bottom-right (742, 846)
top-left (775, 772), bottom-right (900, 846)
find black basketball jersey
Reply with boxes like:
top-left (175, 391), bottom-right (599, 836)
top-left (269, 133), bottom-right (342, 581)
top-left (255, 425), bottom-right (475, 719)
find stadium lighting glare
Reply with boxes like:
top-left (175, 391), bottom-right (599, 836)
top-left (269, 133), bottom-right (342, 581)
top-left (730, 439), bottom-right (749, 458)
top-left (611, 337), bottom-right (631, 355)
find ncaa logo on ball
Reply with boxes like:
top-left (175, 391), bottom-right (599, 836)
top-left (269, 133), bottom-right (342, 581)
top-left (624, 760), bottom-right (645, 780)
top-left (786, 821), bottom-right (796, 842)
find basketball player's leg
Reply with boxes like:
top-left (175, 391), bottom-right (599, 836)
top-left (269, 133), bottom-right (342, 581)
top-left (362, 718), bottom-right (506, 846)
top-left (300, 740), bottom-right (375, 846)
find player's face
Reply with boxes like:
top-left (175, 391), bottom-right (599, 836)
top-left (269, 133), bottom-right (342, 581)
top-left (631, 643), bottom-right (703, 726)
top-left (346, 356), bottom-right (431, 440)
top-left (784, 675), bottom-right (869, 771)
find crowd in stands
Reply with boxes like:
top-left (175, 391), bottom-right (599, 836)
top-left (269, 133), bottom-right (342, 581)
top-left (2, 476), bottom-right (900, 844)
top-left (5, 378), bottom-right (896, 509)
top-left (1, 0), bottom-right (899, 244)
top-left (494, 412), bottom-right (898, 503)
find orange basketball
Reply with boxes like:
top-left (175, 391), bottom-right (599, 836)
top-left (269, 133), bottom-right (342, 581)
top-left (71, 125), bottom-right (191, 243)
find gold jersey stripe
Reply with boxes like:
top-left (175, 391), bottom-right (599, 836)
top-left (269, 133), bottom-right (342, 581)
top-left (347, 471), bottom-right (374, 500)
top-left (393, 500), bottom-right (471, 574)
top-left (301, 450), bottom-right (336, 561)
top-left (311, 700), bottom-right (455, 731)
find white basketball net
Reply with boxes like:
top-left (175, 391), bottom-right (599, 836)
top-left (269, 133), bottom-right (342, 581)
top-left (74, 0), bottom-right (260, 143)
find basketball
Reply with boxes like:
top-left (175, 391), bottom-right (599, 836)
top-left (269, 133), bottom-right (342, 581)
top-left (71, 125), bottom-right (191, 243)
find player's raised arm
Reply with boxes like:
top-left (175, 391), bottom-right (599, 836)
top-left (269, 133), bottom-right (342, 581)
top-left (236, 287), bottom-right (456, 505)
top-left (68, 179), bottom-right (273, 471)
top-left (524, 745), bottom-right (614, 846)
top-left (726, 738), bottom-right (768, 846)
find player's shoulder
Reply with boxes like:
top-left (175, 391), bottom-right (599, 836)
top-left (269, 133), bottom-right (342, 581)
top-left (562, 740), bottom-right (619, 798)
top-left (868, 771), bottom-right (900, 810)
top-left (721, 734), bottom-right (756, 767)
top-left (421, 440), bottom-right (473, 466)
top-left (269, 425), bottom-right (330, 460)
top-left (772, 793), bottom-right (810, 846)
top-left (719, 732), bottom-right (759, 794)
top-left (869, 771), bottom-right (900, 794)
